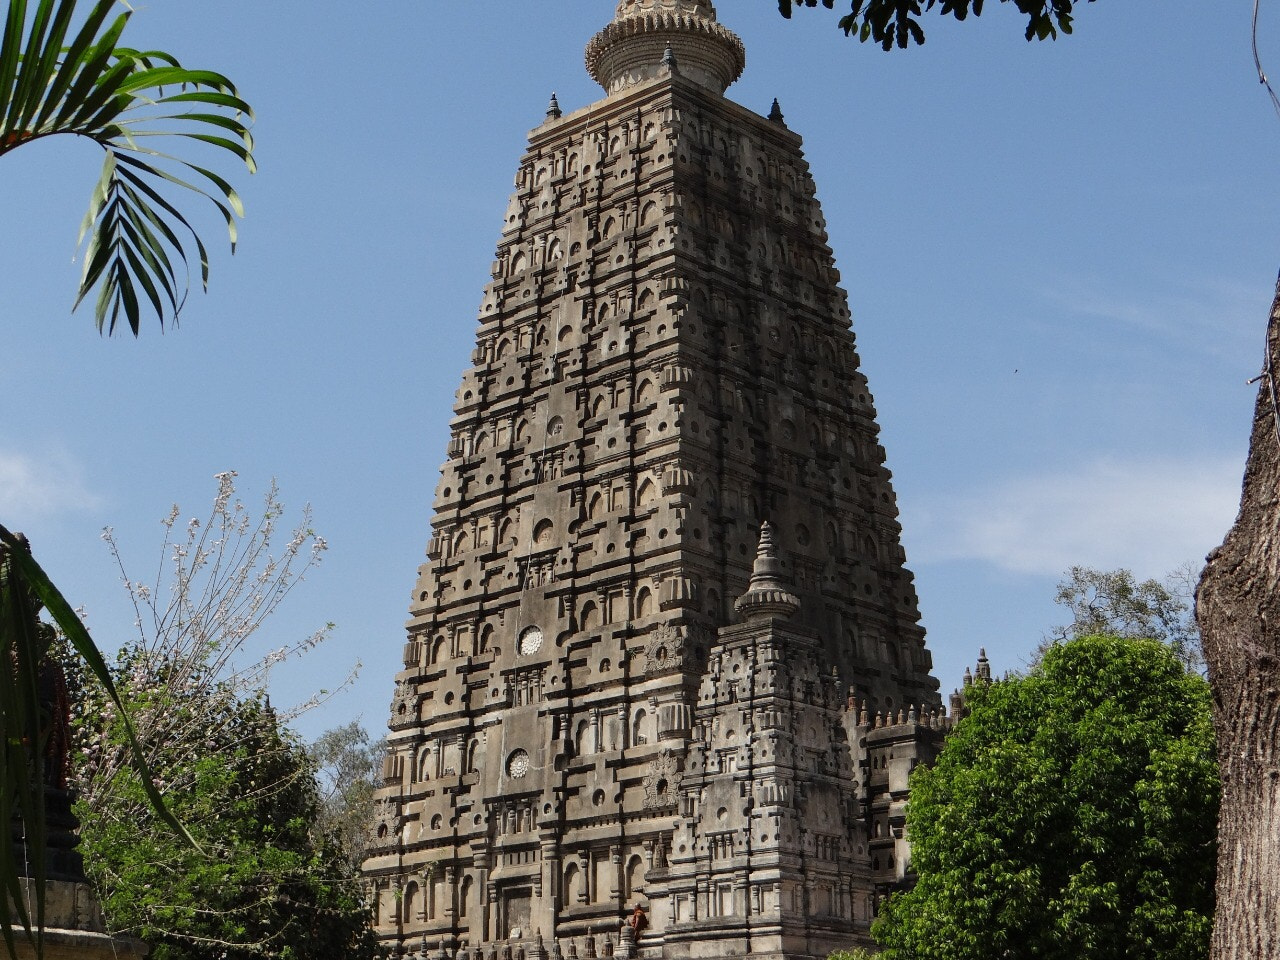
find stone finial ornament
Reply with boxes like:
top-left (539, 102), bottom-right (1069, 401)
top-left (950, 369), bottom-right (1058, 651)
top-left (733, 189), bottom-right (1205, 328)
top-left (733, 522), bottom-right (801, 620)
top-left (975, 647), bottom-right (992, 681)
top-left (586, 0), bottom-right (745, 94)
top-left (615, 0), bottom-right (718, 17)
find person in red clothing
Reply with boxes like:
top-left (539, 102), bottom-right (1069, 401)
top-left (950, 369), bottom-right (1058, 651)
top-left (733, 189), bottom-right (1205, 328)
top-left (627, 904), bottom-right (648, 941)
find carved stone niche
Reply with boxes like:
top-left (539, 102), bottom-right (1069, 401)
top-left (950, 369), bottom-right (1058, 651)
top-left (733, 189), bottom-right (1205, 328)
top-left (643, 623), bottom-right (684, 677)
top-left (390, 679), bottom-right (418, 728)
top-left (370, 798), bottom-right (402, 852)
top-left (641, 749), bottom-right (682, 810)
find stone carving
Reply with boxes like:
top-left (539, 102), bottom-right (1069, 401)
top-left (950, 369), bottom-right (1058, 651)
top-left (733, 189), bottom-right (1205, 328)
top-left (642, 623), bottom-right (682, 676)
top-left (616, 0), bottom-right (716, 16)
top-left (641, 749), bottom-right (680, 809)
top-left (586, 0), bottom-right (745, 95)
top-left (369, 799), bottom-right (401, 851)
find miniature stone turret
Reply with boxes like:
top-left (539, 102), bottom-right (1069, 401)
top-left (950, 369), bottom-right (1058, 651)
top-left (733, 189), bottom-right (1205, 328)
top-left (975, 647), bottom-right (992, 681)
top-left (733, 522), bottom-right (800, 621)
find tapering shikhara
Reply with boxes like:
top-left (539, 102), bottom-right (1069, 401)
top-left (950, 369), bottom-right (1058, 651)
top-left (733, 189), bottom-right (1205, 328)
top-left (364, 3), bottom-right (944, 957)
top-left (1198, 278), bottom-right (1280, 960)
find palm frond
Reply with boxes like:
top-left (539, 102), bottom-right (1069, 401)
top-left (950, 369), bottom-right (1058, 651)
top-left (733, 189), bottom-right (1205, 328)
top-left (1, 0), bottom-right (255, 334)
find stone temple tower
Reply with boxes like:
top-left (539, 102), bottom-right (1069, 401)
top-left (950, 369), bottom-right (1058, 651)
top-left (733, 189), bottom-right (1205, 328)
top-left (364, 3), bottom-right (948, 957)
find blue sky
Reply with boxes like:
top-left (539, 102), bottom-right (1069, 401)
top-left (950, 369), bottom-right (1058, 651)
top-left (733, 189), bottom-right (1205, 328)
top-left (2, 1), bottom-right (1276, 741)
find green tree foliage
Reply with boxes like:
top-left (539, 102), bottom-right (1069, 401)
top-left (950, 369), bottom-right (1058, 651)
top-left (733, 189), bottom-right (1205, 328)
top-left (0, 0), bottom-right (254, 334)
top-left (873, 635), bottom-right (1218, 960)
top-left (57, 475), bottom-right (373, 959)
top-left (777, 0), bottom-right (1095, 50)
top-left (311, 722), bottom-right (381, 873)
top-left (70, 678), bottom-right (375, 960)
top-left (1051, 564), bottom-right (1202, 670)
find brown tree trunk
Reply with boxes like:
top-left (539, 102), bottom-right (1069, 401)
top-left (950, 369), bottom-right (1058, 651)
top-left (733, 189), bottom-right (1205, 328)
top-left (1197, 277), bottom-right (1280, 960)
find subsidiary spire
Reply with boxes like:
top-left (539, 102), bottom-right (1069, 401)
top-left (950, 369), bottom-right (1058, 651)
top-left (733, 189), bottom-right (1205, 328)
top-left (734, 522), bottom-right (801, 621)
top-left (586, 0), bottom-right (746, 95)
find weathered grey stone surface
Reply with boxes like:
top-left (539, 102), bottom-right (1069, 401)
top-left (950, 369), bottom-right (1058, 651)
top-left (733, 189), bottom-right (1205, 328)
top-left (6, 873), bottom-right (148, 959)
top-left (364, 4), bottom-right (947, 957)
top-left (6, 812), bottom-right (148, 957)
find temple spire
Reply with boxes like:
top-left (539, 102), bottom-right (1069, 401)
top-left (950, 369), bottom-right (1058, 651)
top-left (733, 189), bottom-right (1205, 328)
top-left (734, 522), bottom-right (801, 621)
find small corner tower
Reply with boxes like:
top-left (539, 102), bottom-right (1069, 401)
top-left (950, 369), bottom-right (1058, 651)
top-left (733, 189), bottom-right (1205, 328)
top-left (664, 524), bottom-right (872, 958)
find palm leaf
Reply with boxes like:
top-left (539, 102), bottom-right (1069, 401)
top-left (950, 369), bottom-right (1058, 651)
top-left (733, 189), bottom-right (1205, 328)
top-left (1, 0), bottom-right (255, 335)
top-left (0, 2), bottom-right (29, 122)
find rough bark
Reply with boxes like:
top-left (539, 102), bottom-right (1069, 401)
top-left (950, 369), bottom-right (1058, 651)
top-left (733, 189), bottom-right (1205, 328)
top-left (1197, 277), bottom-right (1280, 960)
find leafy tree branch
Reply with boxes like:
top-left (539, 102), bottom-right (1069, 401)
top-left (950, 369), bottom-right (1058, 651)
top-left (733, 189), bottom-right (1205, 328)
top-left (777, 0), bottom-right (1095, 50)
top-left (63, 475), bottom-right (373, 960)
top-left (873, 635), bottom-right (1217, 960)
top-left (0, 0), bottom-right (255, 334)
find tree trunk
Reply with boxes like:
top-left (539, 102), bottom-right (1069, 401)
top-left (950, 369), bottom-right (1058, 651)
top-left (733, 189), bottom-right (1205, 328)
top-left (1197, 276), bottom-right (1280, 960)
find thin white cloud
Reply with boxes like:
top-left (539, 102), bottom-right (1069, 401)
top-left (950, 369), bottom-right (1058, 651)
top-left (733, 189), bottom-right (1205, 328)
top-left (1032, 273), bottom-right (1262, 358)
top-left (909, 456), bottom-right (1242, 577)
top-left (0, 446), bottom-right (102, 521)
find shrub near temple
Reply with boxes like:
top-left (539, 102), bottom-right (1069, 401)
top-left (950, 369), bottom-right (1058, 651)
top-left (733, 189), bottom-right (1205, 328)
top-left (60, 476), bottom-right (374, 960)
top-left (873, 635), bottom-right (1218, 960)
top-left (72, 688), bottom-right (375, 960)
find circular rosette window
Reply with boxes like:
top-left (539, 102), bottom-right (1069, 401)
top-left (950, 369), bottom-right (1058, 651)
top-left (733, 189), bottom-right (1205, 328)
top-left (518, 625), bottom-right (544, 656)
top-left (507, 749), bottom-right (531, 779)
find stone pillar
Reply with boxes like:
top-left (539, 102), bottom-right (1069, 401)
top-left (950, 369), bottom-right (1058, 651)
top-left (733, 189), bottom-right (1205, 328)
top-left (539, 831), bottom-right (559, 934)
top-left (609, 845), bottom-right (622, 902)
top-left (735, 875), bottom-right (749, 917)
top-left (446, 865), bottom-right (458, 921)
